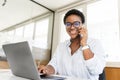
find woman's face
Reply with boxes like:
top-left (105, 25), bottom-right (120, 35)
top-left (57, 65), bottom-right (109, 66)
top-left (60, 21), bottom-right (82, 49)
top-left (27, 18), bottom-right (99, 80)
top-left (65, 15), bottom-right (82, 39)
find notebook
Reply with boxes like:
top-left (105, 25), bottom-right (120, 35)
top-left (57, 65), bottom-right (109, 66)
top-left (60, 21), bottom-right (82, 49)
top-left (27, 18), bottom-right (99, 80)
top-left (2, 41), bottom-right (65, 80)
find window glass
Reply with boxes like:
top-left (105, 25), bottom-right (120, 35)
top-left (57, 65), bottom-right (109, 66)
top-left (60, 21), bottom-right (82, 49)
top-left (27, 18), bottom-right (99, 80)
top-left (59, 0), bottom-right (120, 62)
top-left (87, 0), bottom-right (119, 61)
top-left (59, 14), bottom-right (70, 42)
top-left (7, 30), bottom-right (15, 42)
top-left (15, 27), bottom-right (23, 37)
top-left (24, 23), bottom-right (34, 40)
top-left (14, 27), bottom-right (24, 41)
top-left (34, 18), bottom-right (49, 49)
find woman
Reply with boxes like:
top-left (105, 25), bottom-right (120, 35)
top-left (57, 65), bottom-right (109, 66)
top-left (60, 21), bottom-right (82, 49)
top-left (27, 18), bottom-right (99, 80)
top-left (38, 9), bottom-right (106, 80)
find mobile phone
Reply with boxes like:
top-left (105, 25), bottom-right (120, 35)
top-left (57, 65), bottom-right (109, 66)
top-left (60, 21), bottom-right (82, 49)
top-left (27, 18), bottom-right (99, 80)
top-left (80, 34), bottom-right (83, 37)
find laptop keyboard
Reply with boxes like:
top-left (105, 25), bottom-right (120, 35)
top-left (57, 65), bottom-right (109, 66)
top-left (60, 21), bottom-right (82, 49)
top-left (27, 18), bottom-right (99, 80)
top-left (40, 75), bottom-right (66, 80)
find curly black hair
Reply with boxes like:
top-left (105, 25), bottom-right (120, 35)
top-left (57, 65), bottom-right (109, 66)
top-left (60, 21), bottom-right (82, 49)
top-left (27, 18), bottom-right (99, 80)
top-left (63, 9), bottom-right (85, 24)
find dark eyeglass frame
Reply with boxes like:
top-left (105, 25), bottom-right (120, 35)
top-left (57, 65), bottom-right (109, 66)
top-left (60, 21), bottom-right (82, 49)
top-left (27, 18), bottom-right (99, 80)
top-left (65, 21), bottom-right (81, 28)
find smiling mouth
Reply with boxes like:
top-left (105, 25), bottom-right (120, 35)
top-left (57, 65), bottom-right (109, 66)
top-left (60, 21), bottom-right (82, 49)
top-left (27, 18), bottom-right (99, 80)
top-left (69, 28), bottom-right (79, 35)
top-left (69, 30), bottom-right (76, 34)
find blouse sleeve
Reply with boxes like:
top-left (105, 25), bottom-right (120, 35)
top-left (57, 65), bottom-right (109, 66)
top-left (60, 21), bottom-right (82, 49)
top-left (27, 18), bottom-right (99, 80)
top-left (84, 39), bottom-right (106, 75)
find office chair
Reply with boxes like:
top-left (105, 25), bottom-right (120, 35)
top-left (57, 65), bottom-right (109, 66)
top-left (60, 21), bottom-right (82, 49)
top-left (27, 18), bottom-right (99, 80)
top-left (99, 70), bottom-right (106, 80)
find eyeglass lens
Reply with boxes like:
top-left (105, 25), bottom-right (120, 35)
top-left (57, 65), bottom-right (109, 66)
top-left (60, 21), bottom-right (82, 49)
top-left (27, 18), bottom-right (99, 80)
top-left (65, 21), bottom-right (80, 27)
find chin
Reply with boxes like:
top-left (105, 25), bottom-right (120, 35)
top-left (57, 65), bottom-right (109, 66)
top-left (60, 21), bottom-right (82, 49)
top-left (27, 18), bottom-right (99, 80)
top-left (71, 36), bottom-right (77, 39)
top-left (70, 35), bottom-right (79, 39)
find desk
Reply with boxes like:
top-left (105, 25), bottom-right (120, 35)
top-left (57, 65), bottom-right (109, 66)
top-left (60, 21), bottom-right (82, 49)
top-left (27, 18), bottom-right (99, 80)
top-left (0, 69), bottom-right (87, 80)
top-left (0, 69), bottom-right (29, 80)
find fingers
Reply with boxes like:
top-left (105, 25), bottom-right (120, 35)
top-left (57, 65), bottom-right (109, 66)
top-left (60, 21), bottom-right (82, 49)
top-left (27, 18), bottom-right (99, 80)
top-left (38, 65), bottom-right (50, 75)
top-left (38, 65), bottom-right (46, 74)
top-left (78, 26), bottom-right (88, 46)
top-left (42, 69), bottom-right (48, 74)
top-left (78, 27), bottom-right (87, 36)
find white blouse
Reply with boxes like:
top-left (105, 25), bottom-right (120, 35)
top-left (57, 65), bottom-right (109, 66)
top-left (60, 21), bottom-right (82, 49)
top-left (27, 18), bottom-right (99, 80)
top-left (48, 38), bottom-right (106, 80)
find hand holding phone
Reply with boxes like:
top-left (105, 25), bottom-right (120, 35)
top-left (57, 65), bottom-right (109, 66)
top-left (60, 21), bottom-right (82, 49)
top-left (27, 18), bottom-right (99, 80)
top-left (78, 26), bottom-right (88, 47)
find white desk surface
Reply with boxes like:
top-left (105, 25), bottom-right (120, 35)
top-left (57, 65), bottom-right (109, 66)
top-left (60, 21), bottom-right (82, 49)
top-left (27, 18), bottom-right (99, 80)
top-left (0, 69), bottom-right (29, 80)
top-left (0, 69), bottom-right (88, 80)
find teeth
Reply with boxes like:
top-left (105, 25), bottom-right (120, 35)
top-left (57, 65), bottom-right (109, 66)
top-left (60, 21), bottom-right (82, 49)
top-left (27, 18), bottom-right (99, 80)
top-left (70, 30), bottom-right (76, 34)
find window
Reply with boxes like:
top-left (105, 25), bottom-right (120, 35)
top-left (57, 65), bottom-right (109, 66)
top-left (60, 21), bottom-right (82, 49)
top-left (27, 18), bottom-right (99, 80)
top-left (34, 18), bottom-right (49, 48)
top-left (0, 17), bottom-right (50, 50)
top-left (8, 30), bottom-right (14, 36)
top-left (14, 27), bottom-right (24, 41)
top-left (15, 27), bottom-right (23, 37)
top-left (7, 30), bottom-right (15, 42)
top-left (87, 0), bottom-right (119, 62)
top-left (24, 23), bottom-right (34, 40)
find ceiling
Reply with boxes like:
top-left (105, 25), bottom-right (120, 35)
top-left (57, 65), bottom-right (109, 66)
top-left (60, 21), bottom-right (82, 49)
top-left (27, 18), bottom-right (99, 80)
top-left (0, 0), bottom-right (82, 31)
top-left (33, 0), bottom-right (81, 10)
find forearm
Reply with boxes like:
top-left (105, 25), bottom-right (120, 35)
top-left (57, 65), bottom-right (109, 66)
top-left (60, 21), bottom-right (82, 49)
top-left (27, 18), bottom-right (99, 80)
top-left (82, 39), bottom-right (106, 75)
top-left (85, 55), bottom-right (106, 75)
top-left (82, 48), bottom-right (94, 60)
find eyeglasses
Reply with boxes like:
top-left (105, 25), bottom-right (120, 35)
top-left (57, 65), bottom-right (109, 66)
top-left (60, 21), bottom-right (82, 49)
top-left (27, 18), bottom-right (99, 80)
top-left (65, 21), bottom-right (81, 28)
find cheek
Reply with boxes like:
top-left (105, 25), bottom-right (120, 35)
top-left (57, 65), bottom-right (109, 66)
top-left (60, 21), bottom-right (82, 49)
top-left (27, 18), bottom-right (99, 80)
top-left (66, 28), bottom-right (69, 33)
top-left (66, 28), bottom-right (79, 34)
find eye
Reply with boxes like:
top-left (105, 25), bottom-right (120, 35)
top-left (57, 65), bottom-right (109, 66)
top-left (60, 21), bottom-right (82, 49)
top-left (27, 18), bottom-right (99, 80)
top-left (65, 22), bottom-right (71, 27)
top-left (73, 22), bottom-right (80, 27)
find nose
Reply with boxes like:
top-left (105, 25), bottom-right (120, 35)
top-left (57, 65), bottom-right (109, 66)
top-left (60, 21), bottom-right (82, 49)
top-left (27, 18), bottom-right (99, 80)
top-left (70, 25), bottom-right (75, 29)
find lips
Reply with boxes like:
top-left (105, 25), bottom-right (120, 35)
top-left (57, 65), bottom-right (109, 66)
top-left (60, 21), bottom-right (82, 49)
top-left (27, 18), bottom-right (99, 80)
top-left (69, 29), bottom-right (77, 35)
top-left (70, 30), bottom-right (75, 34)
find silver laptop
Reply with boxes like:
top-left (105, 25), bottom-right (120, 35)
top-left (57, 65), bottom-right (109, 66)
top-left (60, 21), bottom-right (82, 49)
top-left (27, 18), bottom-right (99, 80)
top-left (2, 41), bottom-right (65, 80)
